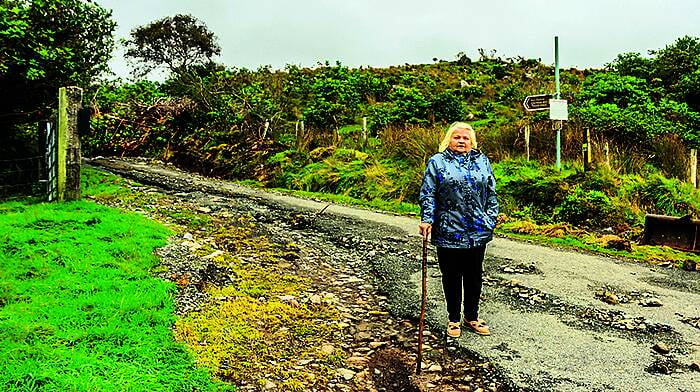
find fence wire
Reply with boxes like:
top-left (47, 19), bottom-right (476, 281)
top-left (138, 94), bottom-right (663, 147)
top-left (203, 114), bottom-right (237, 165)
top-left (1, 121), bottom-right (56, 201)
top-left (0, 155), bottom-right (45, 199)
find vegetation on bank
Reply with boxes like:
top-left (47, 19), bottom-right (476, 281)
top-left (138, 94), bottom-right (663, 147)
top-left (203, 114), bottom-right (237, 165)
top-left (267, 146), bottom-right (700, 227)
top-left (81, 33), bottom-right (700, 181)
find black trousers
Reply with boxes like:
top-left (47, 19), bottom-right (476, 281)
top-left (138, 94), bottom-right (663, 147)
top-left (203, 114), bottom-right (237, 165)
top-left (437, 246), bottom-right (486, 322)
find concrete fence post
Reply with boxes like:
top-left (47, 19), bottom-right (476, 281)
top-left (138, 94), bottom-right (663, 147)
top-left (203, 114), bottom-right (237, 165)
top-left (58, 86), bottom-right (83, 201)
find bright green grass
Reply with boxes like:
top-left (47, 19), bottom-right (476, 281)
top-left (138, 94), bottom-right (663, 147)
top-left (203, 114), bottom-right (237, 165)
top-left (0, 199), bottom-right (226, 391)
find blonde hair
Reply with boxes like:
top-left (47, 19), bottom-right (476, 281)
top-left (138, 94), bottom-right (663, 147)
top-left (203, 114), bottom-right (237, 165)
top-left (438, 122), bottom-right (477, 152)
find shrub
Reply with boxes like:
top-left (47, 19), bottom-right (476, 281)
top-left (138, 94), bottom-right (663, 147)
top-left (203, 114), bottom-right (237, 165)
top-left (554, 188), bottom-right (614, 228)
top-left (566, 167), bottom-right (620, 197)
top-left (622, 173), bottom-right (700, 217)
top-left (431, 90), bottom-right (466, 122)
top-left (495, 160), bottom-right (570, 212)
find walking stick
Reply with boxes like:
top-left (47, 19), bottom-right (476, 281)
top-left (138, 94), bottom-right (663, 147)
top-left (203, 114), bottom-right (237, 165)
top-left (416, 236), bottom-right (428, 374)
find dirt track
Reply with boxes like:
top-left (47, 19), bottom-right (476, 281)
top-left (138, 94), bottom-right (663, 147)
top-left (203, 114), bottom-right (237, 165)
top-left (88, 157), bottom-right (700, 392)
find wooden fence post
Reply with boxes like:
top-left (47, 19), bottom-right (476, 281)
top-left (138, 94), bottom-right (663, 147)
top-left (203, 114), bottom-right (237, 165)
top-left (582, 128), bottom-right (592, 171)
top-left (58, 86), bottom-right (83, 201)
top-left (690, 148), bottom-right (697, 188)
top-left (524, 125), bottom-right (530, 161)
top-left (262, 120), bottom-right (270, 139)
top-left (362, 116), bottom-right (368, 145)
top-left (604, 141), bottom-right (610, 169)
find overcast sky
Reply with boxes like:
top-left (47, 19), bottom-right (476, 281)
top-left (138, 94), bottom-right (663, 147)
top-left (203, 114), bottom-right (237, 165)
top-left (97, 0), bottom-right (700, 80)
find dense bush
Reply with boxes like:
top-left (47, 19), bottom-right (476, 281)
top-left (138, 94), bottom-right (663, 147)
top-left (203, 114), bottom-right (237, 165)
top-left (493, 159), bottom-right (570, 219)
top-left (489, 160), bottom-right (700, 229)
top-left (622, 173), bottom-right (700, 217)
top-left (87, 80), bottom-right (171, 156)
top-left (554, 188), bottom-right (615, 228)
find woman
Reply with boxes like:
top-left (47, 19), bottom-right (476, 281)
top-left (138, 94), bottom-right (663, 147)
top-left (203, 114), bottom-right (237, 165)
top-left (419, 122), bottom-right (498, 338)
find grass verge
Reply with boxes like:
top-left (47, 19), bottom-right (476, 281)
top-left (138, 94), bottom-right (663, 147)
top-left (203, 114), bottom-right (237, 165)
top-left (0, 195), bottom-right (225, 390)
top-left (269, 187), bottom-right (420, 216)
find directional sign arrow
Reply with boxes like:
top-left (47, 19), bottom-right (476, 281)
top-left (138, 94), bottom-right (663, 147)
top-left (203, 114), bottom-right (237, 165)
top-left (523, 94), bottom-right (552, 111)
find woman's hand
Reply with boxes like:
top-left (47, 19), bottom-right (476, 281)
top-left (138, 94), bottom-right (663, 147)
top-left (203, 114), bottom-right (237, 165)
top-left (419, 222), bottom-right (432, 240)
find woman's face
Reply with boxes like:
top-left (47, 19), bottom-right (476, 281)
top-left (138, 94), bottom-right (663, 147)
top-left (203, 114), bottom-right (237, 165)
top-left (448, 128), bottom-right (472, 153)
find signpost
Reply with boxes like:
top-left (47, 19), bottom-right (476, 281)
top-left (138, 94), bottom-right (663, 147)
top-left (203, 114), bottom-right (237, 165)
top-left (523, 94), bottom-right (552, 111)
top-left (521, 36), bottom-right (567, 170)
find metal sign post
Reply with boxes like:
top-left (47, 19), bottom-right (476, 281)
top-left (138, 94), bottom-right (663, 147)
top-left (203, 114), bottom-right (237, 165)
top-left (554, 36), bottom-right (561, 169)
top-left (521, 36), bottom-right (568, 169)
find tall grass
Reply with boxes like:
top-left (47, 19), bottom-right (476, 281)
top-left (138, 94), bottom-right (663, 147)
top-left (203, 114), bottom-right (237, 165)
top-left (0, 199), bottom-right (224, 391)
top-left (269, 124), bottom-right (700, 230)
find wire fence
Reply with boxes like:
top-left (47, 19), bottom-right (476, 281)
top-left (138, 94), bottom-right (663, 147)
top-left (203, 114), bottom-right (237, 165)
top-left (0, 156), bottom-right (45, 199)
top-left (0, 122), bottom-right (56, 201)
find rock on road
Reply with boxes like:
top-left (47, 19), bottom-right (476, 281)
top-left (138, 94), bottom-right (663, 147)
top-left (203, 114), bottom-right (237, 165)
top-left (89, 157), bottom-right (700, 392)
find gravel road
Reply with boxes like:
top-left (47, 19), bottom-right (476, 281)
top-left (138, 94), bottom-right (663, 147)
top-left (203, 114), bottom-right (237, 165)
top-left (88, 157), bottom-right (700, 392)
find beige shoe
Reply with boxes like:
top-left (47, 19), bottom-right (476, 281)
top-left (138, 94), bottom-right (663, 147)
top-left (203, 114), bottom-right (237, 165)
top-left (447, 321), bottom-right (461, 338)
top-left (465, 319), bottom-right (491, 336)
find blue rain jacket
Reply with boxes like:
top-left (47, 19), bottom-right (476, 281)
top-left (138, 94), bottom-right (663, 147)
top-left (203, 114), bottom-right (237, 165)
top-left (419, 148), bottom-right (498, 248)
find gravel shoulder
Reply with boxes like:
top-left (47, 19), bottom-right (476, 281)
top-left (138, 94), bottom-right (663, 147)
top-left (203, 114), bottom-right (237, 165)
top-left (88, 157), bottom-right (700, 392)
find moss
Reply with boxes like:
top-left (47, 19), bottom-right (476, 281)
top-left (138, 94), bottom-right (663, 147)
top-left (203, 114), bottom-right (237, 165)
top-left (173, 221), bottom-right (342, 386)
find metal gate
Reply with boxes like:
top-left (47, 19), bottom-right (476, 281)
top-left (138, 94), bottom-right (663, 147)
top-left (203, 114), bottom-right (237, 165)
top-left (41, 121), bottom-right (58, 201)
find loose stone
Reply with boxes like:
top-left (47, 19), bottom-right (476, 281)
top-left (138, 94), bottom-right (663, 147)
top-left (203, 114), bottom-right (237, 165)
top-left (321, 344), bottom-right (335, 355)
top-left (427, 364), bottom-right (443, 372)
top-left (337, 368), bottom-right (356, 380)
top-left (652, 342), bottom-right (670, 354)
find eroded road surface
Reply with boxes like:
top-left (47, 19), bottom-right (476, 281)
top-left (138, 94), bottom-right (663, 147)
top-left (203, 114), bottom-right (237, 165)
top-left (89, 157), bottom-right (700, 392)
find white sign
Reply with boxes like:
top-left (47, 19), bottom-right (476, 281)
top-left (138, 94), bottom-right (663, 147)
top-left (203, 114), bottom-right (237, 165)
top-left (549, 99), bottom-right (568, 121)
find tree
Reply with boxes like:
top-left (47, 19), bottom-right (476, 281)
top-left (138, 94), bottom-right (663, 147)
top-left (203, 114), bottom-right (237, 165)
top-left (124, 14), bottom-right (221, 78)
top-left (651, 36), bottom-right (700, 91)
top-left (677, 69), bottom-right (700, 112)
top-left (0, 0), bottom-right (115, 124)
top-left (652, 36), bottom-right (700, 112)
top-left (574, 72), bottom-right (700, 148)
top-left (609, 36), bottom-right (700, 112)
top-left (300, 64), bottom-right (362, 129)
top-left (608, 52), bottom-right (654, 80)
